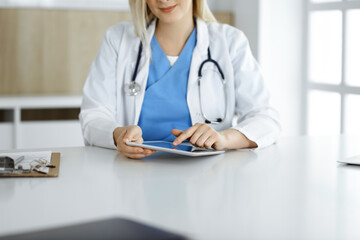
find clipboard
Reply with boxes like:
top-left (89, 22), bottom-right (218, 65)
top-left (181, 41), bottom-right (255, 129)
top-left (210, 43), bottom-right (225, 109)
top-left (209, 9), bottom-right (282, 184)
top-left (0, 152), bottom-right (60, 178)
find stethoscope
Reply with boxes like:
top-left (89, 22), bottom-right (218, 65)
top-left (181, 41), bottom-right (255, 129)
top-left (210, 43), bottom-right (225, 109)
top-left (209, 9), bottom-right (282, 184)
top-left (124, 42), bottom-right (227, 124)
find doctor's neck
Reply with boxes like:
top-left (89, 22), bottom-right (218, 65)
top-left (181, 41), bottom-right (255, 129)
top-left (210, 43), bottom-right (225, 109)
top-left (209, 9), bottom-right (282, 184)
top-left (154, 13), bottom-right (195, 56)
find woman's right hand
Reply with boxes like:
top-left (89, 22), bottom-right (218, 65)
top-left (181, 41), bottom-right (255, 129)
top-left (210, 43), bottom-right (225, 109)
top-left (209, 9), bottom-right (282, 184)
top-left (113, 125), bottom-right (156, 159)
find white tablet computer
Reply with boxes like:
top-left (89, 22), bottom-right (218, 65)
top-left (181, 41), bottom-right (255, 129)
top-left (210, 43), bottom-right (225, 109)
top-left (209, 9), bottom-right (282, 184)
top-left (126, 141), bottom-right (225, 157)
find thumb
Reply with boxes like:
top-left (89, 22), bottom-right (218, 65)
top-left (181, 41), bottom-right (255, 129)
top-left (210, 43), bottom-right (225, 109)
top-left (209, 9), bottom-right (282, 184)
top-left (123, 126), bottom-right (142, 143)
top-left (171, 129), bottom-right (183, 137)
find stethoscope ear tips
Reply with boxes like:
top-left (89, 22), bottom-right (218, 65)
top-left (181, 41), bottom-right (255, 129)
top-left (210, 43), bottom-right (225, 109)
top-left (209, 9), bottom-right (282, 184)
top-left (204, 118), bottom-right (223, 124)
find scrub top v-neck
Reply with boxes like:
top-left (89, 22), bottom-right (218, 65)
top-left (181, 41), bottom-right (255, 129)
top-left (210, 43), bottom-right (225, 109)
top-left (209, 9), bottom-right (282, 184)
top-left (138, 28), bottom-right (197, 141)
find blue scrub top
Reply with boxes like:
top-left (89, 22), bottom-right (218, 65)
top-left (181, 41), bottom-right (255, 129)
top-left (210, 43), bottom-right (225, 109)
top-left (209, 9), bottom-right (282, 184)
top-left (138, 28), bottom-right (197, 141)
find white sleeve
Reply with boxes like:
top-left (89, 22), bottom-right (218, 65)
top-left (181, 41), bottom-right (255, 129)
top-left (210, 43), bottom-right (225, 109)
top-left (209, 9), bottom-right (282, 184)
top-left (230, 30), bottom-right (281, 149)
top-left (79, 27), bottom-right (122, 149)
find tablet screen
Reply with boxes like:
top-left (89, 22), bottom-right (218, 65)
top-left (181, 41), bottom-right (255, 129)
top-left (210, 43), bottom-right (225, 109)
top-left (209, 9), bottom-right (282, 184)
top-left (140, 141), bottom-right (219, 153)
top-left (143, 141), bottom-right (198, 152)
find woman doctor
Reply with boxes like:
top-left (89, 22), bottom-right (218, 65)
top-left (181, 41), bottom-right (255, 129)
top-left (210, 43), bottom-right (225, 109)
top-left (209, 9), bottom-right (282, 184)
top-left (80, 0), bottom-right (281, 159)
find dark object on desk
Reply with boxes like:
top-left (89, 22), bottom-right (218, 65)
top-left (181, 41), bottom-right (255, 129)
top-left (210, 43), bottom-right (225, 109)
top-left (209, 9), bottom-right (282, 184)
top-left (0, 156), bottom-right (15, 171)
top-left (338, 155), bottom-right (360, 166)
top-left (0, 218), bottom-right (187, 240)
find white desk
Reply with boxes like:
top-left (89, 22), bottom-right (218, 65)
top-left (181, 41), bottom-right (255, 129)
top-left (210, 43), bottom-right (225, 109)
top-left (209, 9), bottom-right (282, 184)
top-left (1, 135), bottom-right (360, 239)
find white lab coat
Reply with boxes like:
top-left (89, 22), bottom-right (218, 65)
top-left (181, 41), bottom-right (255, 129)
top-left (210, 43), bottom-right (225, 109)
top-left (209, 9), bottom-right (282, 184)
top-left (80, 18), bottom-right (281, 149)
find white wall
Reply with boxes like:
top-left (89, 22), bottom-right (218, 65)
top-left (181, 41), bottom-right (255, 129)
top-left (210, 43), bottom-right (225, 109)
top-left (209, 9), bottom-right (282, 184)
top-left (231, 0), bottom-right (260, 59)
top-left (208, 0), bottom-right (260, 58)
top-left (258, 0), bottom-right (304, 136)
top-left (210, 0), bottom-right (304, 136)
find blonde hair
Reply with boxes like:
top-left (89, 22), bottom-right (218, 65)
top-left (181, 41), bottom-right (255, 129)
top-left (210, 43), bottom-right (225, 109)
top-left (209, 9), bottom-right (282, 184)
top-left (128, 0), bottom-right (216, 50)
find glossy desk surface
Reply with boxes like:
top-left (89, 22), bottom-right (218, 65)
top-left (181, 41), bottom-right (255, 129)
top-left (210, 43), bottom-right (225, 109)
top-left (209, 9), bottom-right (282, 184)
top-left (1, 135), bottom-right (360, 239)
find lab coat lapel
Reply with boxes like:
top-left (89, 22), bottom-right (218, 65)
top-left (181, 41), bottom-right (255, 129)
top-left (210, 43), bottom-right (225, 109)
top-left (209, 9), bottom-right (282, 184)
top-left (132, 19), bottom-right (156, 125)
top-left (187, 19), bottom-right (209, 125)
top-left (194, 19), bottom-right (209, 55)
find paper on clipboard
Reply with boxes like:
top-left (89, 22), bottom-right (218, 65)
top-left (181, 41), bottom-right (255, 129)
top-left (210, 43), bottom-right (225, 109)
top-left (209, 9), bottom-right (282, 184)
top-left (0, 152), bottom-right (60, 177)
top-left (0, 151), bottom-right (52, 173)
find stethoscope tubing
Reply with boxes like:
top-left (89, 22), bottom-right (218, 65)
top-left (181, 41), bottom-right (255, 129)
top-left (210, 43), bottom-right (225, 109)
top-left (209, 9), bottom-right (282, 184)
top-left (198, 48), bottom-right (225, 80)
top-left (132, 43), bottom-right (143, 82)
top-left (127, 42), bottom-right (227, 124)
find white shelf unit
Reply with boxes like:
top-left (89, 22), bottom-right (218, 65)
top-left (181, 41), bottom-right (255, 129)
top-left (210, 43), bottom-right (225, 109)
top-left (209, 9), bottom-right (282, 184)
top-left (0, 95), bottom-right (84, 150)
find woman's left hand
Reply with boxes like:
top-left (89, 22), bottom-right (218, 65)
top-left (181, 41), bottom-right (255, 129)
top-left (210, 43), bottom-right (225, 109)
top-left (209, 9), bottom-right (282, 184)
top-left (172, 123), bottom-right (258, 150)
top-left (172, 123), bottom-right (227, 150)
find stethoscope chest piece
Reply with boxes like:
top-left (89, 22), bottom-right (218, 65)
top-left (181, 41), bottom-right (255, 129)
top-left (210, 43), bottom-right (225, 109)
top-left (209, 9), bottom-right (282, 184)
top-left (124, 81), bottom-right (141, 96)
